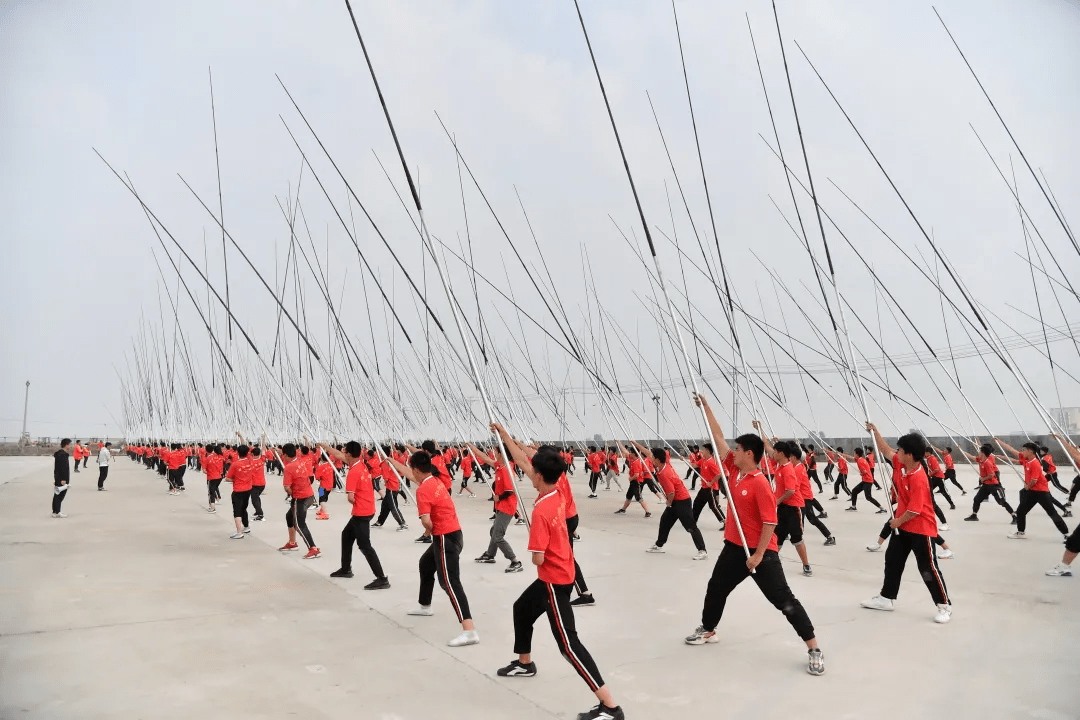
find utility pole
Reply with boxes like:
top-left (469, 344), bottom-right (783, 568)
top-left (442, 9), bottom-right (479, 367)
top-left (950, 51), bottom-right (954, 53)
top-left (19, 381), bottom-right (29, 445)
top-left (652, 393), bottom-right (661, 439)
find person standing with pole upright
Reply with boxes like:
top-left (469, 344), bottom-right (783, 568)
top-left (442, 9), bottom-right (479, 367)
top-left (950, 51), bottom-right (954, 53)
top-left (685, 395), bottom-right (824, 675)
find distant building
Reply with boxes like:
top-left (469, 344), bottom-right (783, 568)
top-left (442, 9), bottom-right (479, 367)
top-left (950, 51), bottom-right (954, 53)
top-left (1050, 407), bottom-right (1080, 433)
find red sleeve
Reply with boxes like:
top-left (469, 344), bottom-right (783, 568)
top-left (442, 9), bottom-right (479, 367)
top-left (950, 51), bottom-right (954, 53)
top-left (527, 510), bottom-right (550, 554)
top-left (755, 481), bottom-right (778, 525)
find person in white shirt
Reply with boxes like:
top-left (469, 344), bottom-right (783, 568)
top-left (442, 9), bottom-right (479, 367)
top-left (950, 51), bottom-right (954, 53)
top-left (97, 442), bottom-right (112, 491)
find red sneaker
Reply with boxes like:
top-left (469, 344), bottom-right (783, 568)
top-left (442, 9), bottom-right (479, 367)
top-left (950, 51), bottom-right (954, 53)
top-left (303, 547), bottom-right (321, 560)
top-left (278, 542), bottom-right (299, 551)
top-left (316, 512), bottom-right (329, 520)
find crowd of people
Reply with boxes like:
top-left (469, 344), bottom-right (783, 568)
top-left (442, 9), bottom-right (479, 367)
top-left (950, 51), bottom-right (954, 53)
top-left (46, 399), bottom-right (1080, 719)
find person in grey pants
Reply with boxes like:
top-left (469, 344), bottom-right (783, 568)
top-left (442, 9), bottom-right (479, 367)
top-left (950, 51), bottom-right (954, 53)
top-left (468, 442), bottom-right (523, 573)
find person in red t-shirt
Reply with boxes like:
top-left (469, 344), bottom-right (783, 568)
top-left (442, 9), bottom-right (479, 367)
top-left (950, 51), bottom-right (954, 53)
top-left (373, 445), bottom-right (409, 530)
top-left (754, 426), bottom-right (813, 577)
top-left (838, 447), bottom-right (885, 513)
top-left (320, 442), bottom-right (389, 588)
top-left (692, 441), bottom-right (727, 529)
top-left (203, 445), bottom-right (225, 508)
top-left (637, 442), bottom-right (707, 559)
top-left (604, 448), bottom-right (621, 491)
top-left (249, 445), bottom-right (268, 521)
top-left (613, 441), bottom-right (651, 517)
top-left (862, 424), bottom-right (952, 623)
top-left (934, 446), bottom-right (966, 495)
top-left (276, 443), bottom-right (319, 559)
top-left (388, 449), bottom-right (477, 646)
top-left (457, 449), bottom-right (477, 498)
top-left (829, 448), bottom-right (851, 499)
top-left (585, 446), bottom-right (605, 497)
top-left (959, 443), bottom-right (1016, 521)
top-left (924, 450), bottom-right (956, 518)
top-left (995, 438), bottom-right (1071, 540)
top-left (493, 443), bottom-right (624, 720)
top-left (468, 441), bottom-right (521, 573)
top-left (686, 394), bottom-right (824, 677)
top-left (224, 445), bottom-right (256, 538)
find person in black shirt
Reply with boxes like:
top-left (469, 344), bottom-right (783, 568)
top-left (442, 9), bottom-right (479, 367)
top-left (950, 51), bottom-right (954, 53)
top-left (53, 438), bottom-right (72, 517)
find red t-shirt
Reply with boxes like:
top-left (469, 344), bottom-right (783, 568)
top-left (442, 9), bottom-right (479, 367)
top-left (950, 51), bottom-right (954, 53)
top-left (926, 455), bottom-right (944, 479)
top-left (283, 457), bottom-right (314, 499)
top-left (381, 460), bottom-right (399, 492)
top-left (724, 470), bottom-right (778, 553)
top-left (225, 456), bottom-right (256, 492)
top-left (345, 460), bottom-right (376, 517)
top-left (979, 456), bottom-right (998, 485)
top-left (896, 464), bottom-right (937, 536)
top-left (460, 454), bottom-right (474, 477)
top-left (606, 453), bottom-right (620, 472)
top-left (203, 453), bottom-right (224, 480)
top-left (943, 453), bottom-right (954, 470)
top-left (166, 449), bottom-right (186, 471)
top-left (867, 452), bottom-right (876, 469)
top-left (855, 457), bottom-right (872, 484)
top-left (416, 474), bottom-right (460, 535)
top-left (1023, 456), bottom-right (1048, 492)
top-left (251, 457), bottom-right (266, 487)
top-left (656, 463), bottom-right (691, 501)
top-left (556, 472), bottom-right (577, 518)
top-left (528, 489), bottom-right (575, 585)
top-left (699, 456), bottom-right (721, 491)
top-left (837, 456), bottom-right (849, 475)
top-left (587, 452), bottom-right (604, 473)
top-left (431, 456), bottom-right (452, 490)
top-left (493, 462), bottom-right (517, 516)
top-left (628, 457), bottom-right (647, 482)
top-left (775, 463), bottom-right (804, 507)
top-left (315, 462), bottom-right (335, 491)
top-left (796, 463), bottom-right (814, 502)
top-left (1045, 455), bottom-right (1057, 474)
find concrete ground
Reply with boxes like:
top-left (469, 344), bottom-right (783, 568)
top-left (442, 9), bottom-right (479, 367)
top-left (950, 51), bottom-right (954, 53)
top-left (0, 456), bottom-right (1076, 719)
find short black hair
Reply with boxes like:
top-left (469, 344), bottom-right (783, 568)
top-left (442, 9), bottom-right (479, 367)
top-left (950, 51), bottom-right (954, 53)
top-left (854, 447), bottom-right (864, 457)
top-left (281, 443), bottom-right (297, 459)
top-left (410, 450), bottom-right (437, 476)
top-left (61, 438), bottom-right (71, 448)
top-left (896, 433), bottom-right (929, 460)
top-left (531, 448), bottom-right (566, 484)
top-left (650, 447), bottom-right (667, 465)
top-left (237, 445), bottom-right (250, 458)
top-left (344, 440), bottom-right (363, 457)
top-left (421, 440), bottom-right (437, 454)
top-left (701, 442), bottom-right (714, 454)
top-left (945, 447), bottom-right (952, 453)
top-left (979, 443), bottom-right (993, 457)
top-left (734, 433), bottom-right (764, 464)
top-left (1022, 442), bottom-right (1039, 454)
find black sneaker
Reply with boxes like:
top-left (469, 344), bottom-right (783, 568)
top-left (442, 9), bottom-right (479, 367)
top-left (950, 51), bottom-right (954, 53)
top-left (416, 535), bottom-right (433, 544)
top-left (577, 703), bottom-right (624, 720)
top-left (496, 659), bottom-right (537, 677)
top-left (875, 508), bottom-right (888, 514)
top-left (506, 560), bottom-right (523, 573)
top-left (1065, 510), bottom-right (1074, 518)
top-left (364, 577), bottom-right (391, 590)
top-left (488, 515), bottom-right (496, 521)
top-left (964, 514), bottom-right (979, 522)
top-left (845, 506), bottom-right (857, 512)
top-left (569, 593), bottom-right (595, 607)
top-left (818, 511), bottom-right (828, 518)
top-left (644, 512), bottom-right (652, 518)
top-left (372, 522), bottom-right (384, 528)
top-left (330, 568), bottom-right (354, 578)
top-left (1010, 515), bottom-right (1018, 525)
top-left (475, 555), bottom-right (496, 564)
top-left (824, 536), bottom-right (836, 546)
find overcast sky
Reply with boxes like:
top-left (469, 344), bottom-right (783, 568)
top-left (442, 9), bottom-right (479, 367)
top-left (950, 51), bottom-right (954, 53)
top-left (2, 0), bottom-right (1079, 442)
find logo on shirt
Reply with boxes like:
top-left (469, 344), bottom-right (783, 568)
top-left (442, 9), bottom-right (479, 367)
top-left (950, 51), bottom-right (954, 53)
top-left (741, 490), bottom-right (747, 496)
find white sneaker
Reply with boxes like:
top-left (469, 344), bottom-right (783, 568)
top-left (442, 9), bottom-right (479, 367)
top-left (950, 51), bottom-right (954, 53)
top-left (866, 543), bottom-right (883, 552)
top-left (407, 605), bottom-right (434, 617)
top-left (692, 550), bottom-right (708, 561)
top-left (447, 630), bottom-right (479, 647)
top-left (939, 523), bottom-right (950, 531)
top-left (646, 545), bottom-right (665, 553)
top-left (207, 506), bottom-right (216, 513)
top-left (51, 513), bottom-right (60, 518)
top-left (1046, 564), bottom-right (1073, 577)
top-left (860, 595), bottom-right (894, 611)
top-left (55, 512), bottom-right (67, 518)
top-left (933, 603), bottom-right (952, 624)
top-left (1007, 531), bottom-right (1027, 539)
top-left (242, 527), bottom-right (251, 533)
top-left (937, 548), bottom-right (954, 560)
top-left (230, 533), bottom-right (244, 539)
